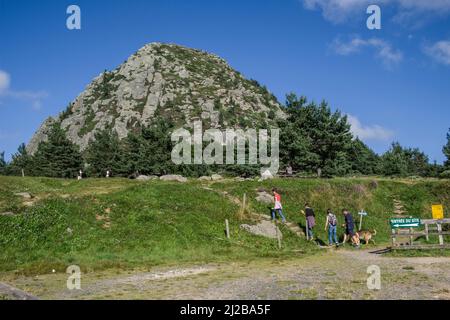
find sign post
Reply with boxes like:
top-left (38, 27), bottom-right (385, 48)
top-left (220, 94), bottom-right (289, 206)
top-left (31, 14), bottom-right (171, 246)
top-left (358, 210), bottom-right (368, 230)
top-left (390, 217), bottom-right (421, 229)
top-left (390, 217), bottom-right (421, 247)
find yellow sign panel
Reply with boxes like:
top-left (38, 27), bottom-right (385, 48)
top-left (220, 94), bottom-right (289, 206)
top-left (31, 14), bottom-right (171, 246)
top-left (432, 204), bottom-right (444, 220)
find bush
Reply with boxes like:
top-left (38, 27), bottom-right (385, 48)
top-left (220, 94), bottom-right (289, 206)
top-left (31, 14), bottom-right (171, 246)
top-left (440, 170), bottom-right (450, 179)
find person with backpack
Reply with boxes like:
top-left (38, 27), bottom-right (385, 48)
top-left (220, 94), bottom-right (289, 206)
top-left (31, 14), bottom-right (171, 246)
top-left (271, 188), bottom-right (286, 223)
top-left (324, 209), bottom-right (339, 246)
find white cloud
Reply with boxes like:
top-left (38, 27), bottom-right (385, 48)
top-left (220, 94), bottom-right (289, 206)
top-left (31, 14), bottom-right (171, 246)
top-left (0, 70), bottom-right (11, 92)
top-left (347, 114), bottom-right (394, 141)
top-left (302, 0), bottom-right (450, 25)
top-left (303, 0), bottom-right (375, 23)
top-left (424, 40), bottom-right (450, 66)
top-left (0, 70), bottom-right (48, 110)
top-left (331, 36), bottom-right (403, 67)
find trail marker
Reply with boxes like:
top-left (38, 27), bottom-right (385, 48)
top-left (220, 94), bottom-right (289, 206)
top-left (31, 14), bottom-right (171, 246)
top-left (390, 217), bottom-right (421, 229)
top-left (358, 210), bottom-right (368, 230)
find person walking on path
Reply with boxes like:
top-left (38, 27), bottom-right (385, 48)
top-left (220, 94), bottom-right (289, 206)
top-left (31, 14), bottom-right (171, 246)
top-left (342, 209), bottom-right (360, 247)
top-left (271, 188), bottom-right (286, 223)
top-left (325, 209), bottom-right (339, 246)
top-left (302, 203), bottom-right (316, 240)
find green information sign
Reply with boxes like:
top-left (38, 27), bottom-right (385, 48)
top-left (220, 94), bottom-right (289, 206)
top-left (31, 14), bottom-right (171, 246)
top-left (390, 218), bottom-right (421, 229)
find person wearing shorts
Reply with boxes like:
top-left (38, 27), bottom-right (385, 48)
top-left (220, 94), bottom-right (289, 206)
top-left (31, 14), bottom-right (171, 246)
top-left (343, 209), bottom-right (359, 246)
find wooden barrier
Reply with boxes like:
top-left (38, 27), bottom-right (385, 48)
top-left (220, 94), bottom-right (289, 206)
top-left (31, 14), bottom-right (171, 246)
top-left (391, 218), bottom-right (450, 250)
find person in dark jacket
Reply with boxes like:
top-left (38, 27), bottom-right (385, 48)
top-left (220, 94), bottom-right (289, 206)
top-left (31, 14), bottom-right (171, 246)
top-left (302, 203), bottom-right (316, 240)
top-left (342, 209), bottom-right (360, 246)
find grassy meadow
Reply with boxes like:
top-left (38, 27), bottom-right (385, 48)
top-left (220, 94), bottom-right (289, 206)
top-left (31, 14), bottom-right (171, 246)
top-left (0, 176), bottom-right (449, 275)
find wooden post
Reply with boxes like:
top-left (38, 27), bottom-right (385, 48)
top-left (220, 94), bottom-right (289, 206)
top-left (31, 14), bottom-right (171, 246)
top-left (359, 214), bottom-right (363, 231)
top-left (305, 218), bottom-right (309, 241)
top-left (275, 223), bottom-right (282, 249)
top-left (425, 224), bottom-right (429, 241)
top-left (225, 219), bottom-right (230, 239)
top-left (391, 229), bottom-right (396, 247)
top-left (409, 228), bottom-right (413, 246)
top-left (242, 193), bottom-right (247, 216)
top-left (437, 223), bottom-right (444, 246)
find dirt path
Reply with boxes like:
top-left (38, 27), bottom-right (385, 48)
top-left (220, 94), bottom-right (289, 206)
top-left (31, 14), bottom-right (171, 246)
top-left (3, 249), bottom-right (449, 300)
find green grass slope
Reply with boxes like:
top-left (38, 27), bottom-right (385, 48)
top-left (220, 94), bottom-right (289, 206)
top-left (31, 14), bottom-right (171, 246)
top-left (0, 177), bottom-right (310, 275)
top-left (0, 176), bottom-right (449, 275)
top-left (212, 178), bottom-right (450, 244)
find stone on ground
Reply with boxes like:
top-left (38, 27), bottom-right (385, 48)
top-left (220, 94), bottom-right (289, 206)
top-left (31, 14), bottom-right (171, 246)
top-left (240, 220), bottom-right (282, 239)
top-left (160, 175), bottom-right (187, 183)
top-left (136, 175), bottom-right (158, 181)
top-left (255, 191), bottom-right (273, 204)
top-left (14, 192), bottom-right (32, 199)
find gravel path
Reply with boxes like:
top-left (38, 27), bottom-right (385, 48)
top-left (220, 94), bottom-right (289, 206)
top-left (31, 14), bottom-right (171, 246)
top-left (5, 248), bottom-right (449, 300)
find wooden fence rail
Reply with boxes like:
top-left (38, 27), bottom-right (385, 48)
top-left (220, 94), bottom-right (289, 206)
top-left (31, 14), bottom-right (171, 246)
top-left (391, 218), bottom-right (450, 250)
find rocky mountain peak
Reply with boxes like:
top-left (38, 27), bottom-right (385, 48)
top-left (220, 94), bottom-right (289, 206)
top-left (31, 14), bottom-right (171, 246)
top-left (27, 43), bottom-right (285, 154)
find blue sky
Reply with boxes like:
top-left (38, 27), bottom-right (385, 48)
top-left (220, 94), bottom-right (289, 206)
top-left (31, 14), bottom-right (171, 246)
top-left (0, 0), bottom-right (449, 162)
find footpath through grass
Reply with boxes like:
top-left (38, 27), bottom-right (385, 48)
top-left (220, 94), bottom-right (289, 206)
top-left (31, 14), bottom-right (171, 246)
top-left (0, 177), bottom-right (313, 275)
top-left (210, 177), bottom-right (450, 245)
top-left (0, 176), bottom-right (449, 275)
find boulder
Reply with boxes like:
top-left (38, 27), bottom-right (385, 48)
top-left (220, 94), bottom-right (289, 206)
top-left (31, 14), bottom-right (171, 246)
top-left (198, 176), bottom-right (212, 181)
top-left (240, 220), bottom-right (282, 239)
top-left (136, 175), bottom-right (158, 181)
top-left (160, 175), bottom-right (187, 183)
top-left (14, 192), bottom-right (32, 199)
top-left (260, 169), bottom-right (274, 181)
top-left (211, 174), bottom-right (223, 181)
top-left (255, 191), bottom-right (273, 204)
top-left (0, 212), bottom-right (15, 216)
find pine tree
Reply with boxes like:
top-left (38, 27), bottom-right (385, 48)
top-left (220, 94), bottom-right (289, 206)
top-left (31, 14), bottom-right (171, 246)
top-left (9, 143), bottom-right (32, 176)
top-left (0, 151), bottom-right (6, 175)
top-left (381, 143), bottom-right (408, 176)
top-left (119, 131), bottom-right (143, 177)
top-left (280, 93), bottom-right (353, 176)
top-left (32, 123), bottom-right (83, 178)
top-left (85, 128), bottom-right (122, 177)
top-left (138, 118), bottom-right (175, 175)
top-left (347, 138), bottom-right (381, 175)
top-left (381, 142), bottom-right (430, 177)
top-left (443, 128), bottom-right (450, 168)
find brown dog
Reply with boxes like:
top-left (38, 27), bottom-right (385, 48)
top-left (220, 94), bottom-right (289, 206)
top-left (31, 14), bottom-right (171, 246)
top-left (357, 229), bottom-right (377, 245)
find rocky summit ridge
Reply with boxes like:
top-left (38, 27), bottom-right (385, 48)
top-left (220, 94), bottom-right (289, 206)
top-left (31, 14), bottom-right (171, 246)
top-left (27, 43), bottom-right (285, 154)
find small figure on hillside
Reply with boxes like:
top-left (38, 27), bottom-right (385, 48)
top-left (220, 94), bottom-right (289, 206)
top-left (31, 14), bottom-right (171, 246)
top-left (286, 165), bottom-right (293, 176)
top-left (106, 170), bottom-right (110, 178)
top-left (271, 188), bottom-right (286, 223)
top-left (342, 209), bottom-right (360, 247)
top-left (77, 170), bottom-right (83, 180)
top-left (302, 203), bottom-right (316, 241)
top-left (325, 209), bottom-right (339, 246)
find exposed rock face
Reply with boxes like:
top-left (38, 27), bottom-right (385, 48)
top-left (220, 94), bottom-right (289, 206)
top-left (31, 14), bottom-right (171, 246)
top-left (240, 220), bottom-right (282, 239)
top-left (27, 43), bottom-right (285, 154)
top-left (255, 191), bottom-right (273, 204)
top-left (27, 118), bottom-right (55, 155)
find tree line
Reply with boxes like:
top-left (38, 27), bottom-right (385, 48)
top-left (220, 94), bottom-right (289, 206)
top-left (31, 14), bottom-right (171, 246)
top-left (1, 93), bottom-right (449, 179)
